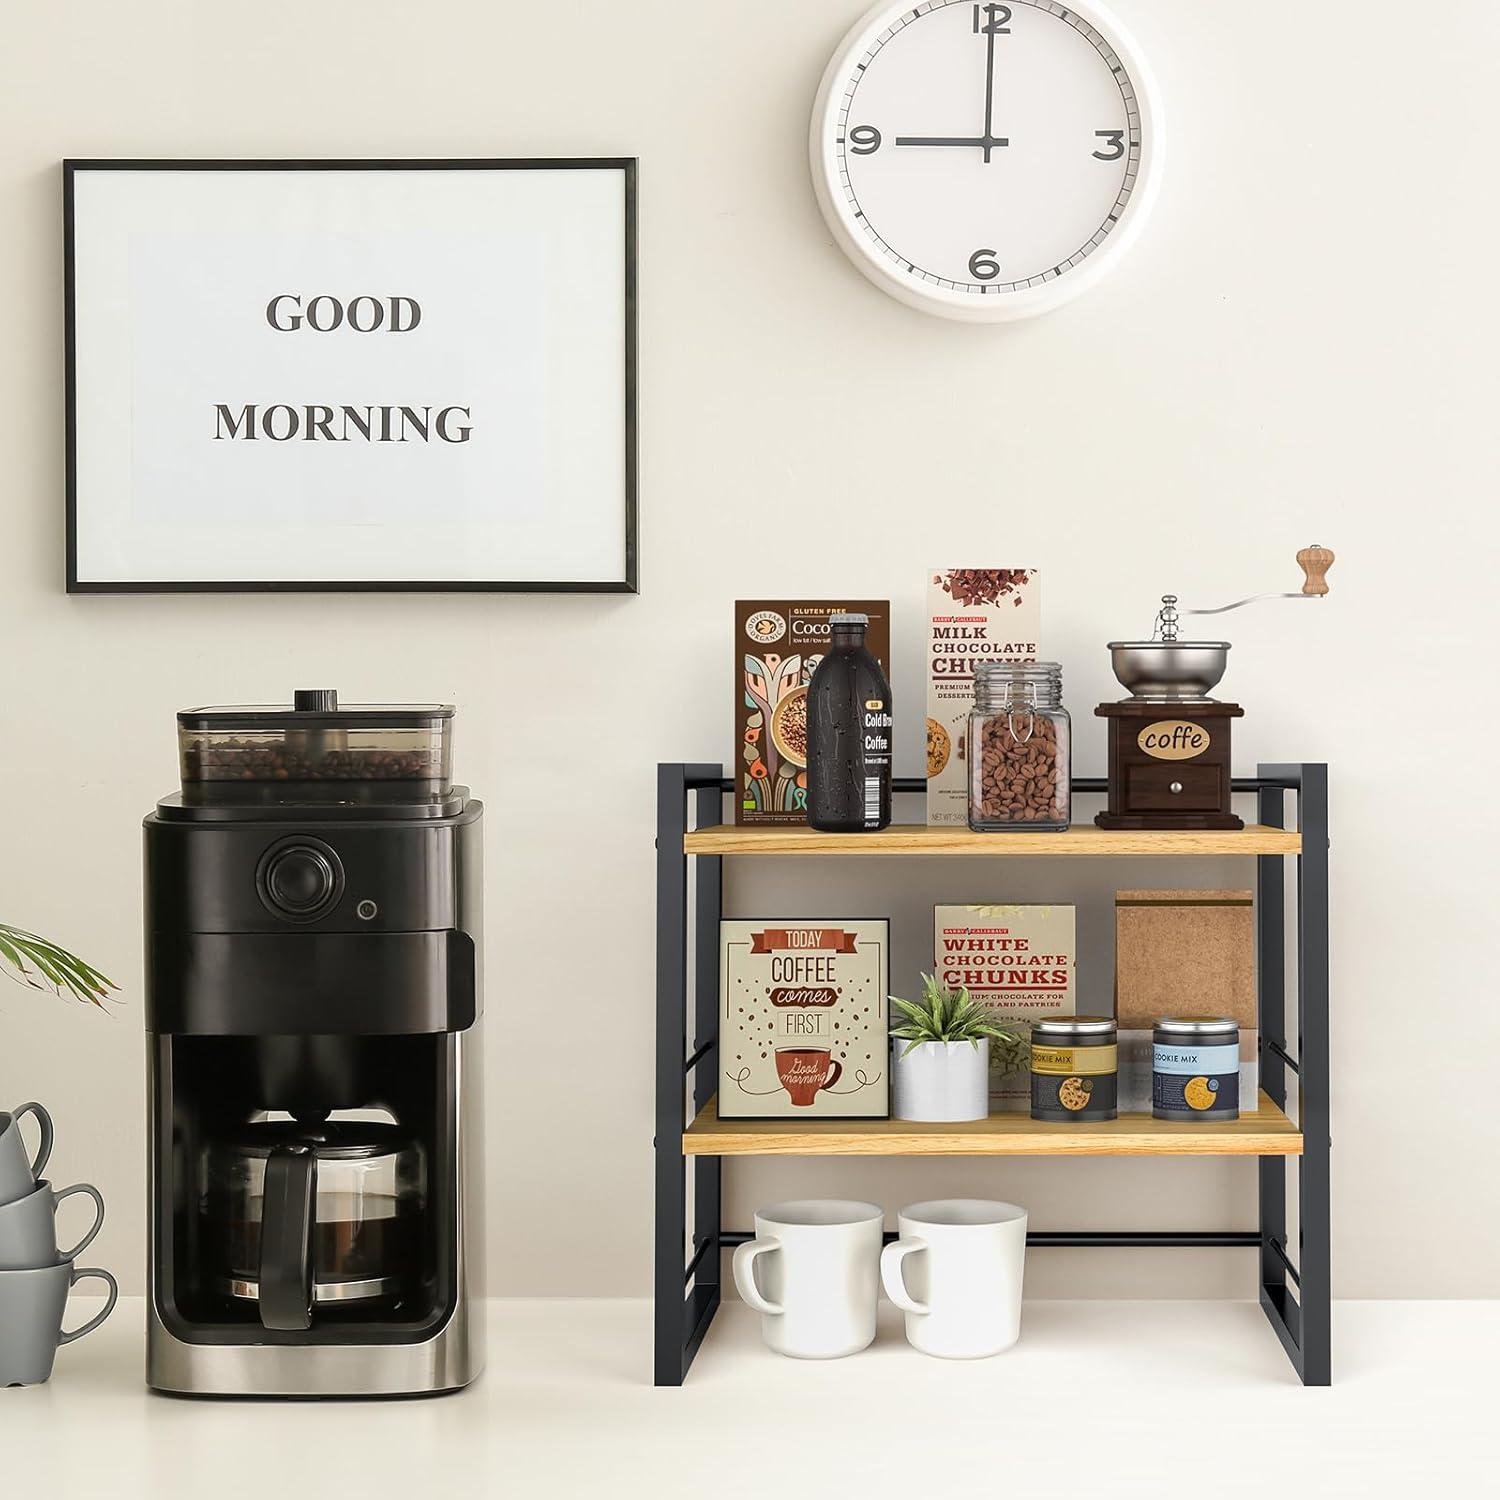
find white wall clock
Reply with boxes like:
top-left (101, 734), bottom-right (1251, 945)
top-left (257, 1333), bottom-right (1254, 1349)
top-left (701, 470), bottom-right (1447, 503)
top-left (810, 0), bottom-right (1162, 321)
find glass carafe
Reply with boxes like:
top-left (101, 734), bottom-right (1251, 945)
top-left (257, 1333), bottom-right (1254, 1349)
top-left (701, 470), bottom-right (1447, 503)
top-left (199, 1120), bottom-right (425, 1329)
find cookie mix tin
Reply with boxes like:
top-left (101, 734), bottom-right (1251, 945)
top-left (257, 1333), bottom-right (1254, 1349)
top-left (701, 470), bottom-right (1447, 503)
top-left (1030, 1016), bottom-right (1117, 1122)
top-left (1153, 1017), bottom-right (1239, 1120)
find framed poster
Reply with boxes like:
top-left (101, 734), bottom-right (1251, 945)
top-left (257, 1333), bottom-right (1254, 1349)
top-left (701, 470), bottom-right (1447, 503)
top-left (64, 159), bottom-right (636, 592)
top-left (719, 919), bottom-right (889, 1120)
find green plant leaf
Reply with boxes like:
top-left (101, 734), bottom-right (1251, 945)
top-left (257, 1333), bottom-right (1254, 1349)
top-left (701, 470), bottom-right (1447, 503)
top-left (0, 923), bottom-right (118, 1009)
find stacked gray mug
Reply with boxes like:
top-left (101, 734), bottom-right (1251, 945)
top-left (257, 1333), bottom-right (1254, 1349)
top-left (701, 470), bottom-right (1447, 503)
top-left (0, 1102), bottom-right (117, 1387)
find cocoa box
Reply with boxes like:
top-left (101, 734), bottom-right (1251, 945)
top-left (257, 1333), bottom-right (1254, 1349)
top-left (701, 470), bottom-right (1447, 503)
top-left (735, 600), bottom-right (891, 824)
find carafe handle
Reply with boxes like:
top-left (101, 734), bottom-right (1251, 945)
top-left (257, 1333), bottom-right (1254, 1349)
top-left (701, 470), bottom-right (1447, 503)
top-left (259, 1144), bottom-right (315, 1331)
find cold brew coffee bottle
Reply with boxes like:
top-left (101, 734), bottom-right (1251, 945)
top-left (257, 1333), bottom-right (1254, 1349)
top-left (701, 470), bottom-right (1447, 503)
top-left (806, 613), bottom-right (892, 832)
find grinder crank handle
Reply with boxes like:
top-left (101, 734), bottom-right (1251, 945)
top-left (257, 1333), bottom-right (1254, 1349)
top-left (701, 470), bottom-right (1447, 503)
top-left (1296, 543), bottom-right (1334, 595)
top-left (1183, 543), bottom-right (1336, 615)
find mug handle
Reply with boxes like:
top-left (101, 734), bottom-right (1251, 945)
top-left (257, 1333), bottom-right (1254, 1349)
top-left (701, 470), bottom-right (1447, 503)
top-left (12, 1101), bottom-right (54, 1181)
top-left (880, 1238), bottom-right (930, 1315)
top-left (52, 1182), bottom-right (106, 1261)
top-left (732, 1238), bottom-right (783, 1315)
top-left (59, 1267), bottom-right (119, 1345)
top-left (822, 1059), bottom-right (843, 1091)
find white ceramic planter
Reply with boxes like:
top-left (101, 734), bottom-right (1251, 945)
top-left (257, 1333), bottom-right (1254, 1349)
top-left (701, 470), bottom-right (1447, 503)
top-left (890, 1039), bottom-right (990, 1122)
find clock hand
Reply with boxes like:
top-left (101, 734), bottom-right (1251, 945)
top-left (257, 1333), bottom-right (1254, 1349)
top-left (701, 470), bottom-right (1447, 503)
top-left (982, 23), bottom-right (998, 162)
top-left (894, 135), bottom-right (1008, 148)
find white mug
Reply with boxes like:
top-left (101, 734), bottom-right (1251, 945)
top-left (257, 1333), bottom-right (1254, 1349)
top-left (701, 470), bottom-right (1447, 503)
top-left (732, 1200), bottom-right (882, 1359)
top-left (880, 1199), bottom-right (1027, 1359)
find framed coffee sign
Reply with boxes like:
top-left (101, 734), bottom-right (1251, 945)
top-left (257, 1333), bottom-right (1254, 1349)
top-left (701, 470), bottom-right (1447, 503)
top-left (64, 159), bottom-right (637, 592)
top-left (719, 919), bottom-right (889, 1120)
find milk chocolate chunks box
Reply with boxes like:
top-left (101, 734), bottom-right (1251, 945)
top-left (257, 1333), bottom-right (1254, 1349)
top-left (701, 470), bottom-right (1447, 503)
top-left (934, 904), bottom-right (1076, 1106)
top-left (736, 601), bottom-right (891, 825)
top-left (719, 920), bottom-right (889, 1119)
top-left (1114, 890), bottom-right (1255, 1029)
top-left (926, 569), bottom-right (1041, 826)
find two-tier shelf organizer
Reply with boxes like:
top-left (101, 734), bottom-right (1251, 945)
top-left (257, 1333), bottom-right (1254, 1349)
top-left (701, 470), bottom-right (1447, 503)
top-left (655, 765), bottom-right (1329, 1385)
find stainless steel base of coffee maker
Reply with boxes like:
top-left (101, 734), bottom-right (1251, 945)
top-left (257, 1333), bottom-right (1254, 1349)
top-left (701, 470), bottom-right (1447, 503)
top-left (146, 1027), bottom-right (486, 1399)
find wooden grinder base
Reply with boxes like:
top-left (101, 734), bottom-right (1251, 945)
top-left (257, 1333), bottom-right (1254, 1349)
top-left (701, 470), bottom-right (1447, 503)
top-left (1094, 700), bottom-right (1244, 831)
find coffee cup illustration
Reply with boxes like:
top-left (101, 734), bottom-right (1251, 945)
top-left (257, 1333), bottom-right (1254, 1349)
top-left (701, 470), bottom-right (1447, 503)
top-left (775, 1047), bottom-right (842, 1107)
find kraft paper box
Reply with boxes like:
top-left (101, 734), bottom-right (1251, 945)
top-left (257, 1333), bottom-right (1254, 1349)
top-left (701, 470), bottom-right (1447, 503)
top-left (736, 600), bottom-right (891, 825)
top-left (925, 569), bottom-right (1041, 826)
top-left (719, 920), bottom-right (889, 1119)
top-left (934, 904), bottom-right (1075, 1107)
top-left (1114, 890), bottom-right (1256, 1030)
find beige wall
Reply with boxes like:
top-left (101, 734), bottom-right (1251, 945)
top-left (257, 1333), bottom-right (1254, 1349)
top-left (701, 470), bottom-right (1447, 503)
top-left (1, 0), bottom-right (1495, 1299)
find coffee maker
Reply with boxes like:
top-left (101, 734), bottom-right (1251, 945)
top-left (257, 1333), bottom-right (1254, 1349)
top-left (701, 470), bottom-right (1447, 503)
top-left (144, 691), bottom-right (484, 1397)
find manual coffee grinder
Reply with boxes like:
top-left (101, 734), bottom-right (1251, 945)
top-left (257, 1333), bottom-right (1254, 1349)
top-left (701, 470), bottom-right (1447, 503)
top-left (143, 690), bottom-right (485, 1398)
top-left (1095, 545), bottom-right (1334, 830)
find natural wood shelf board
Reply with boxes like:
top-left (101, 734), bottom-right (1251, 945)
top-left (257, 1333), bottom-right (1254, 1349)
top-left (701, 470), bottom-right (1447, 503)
top-left (683, 1091), bottom-right (1301, 1157)
top-left (682, 823), bottom-right (1302, 857)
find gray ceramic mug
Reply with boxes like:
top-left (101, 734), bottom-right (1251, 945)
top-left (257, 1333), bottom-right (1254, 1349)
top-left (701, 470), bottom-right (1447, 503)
top-left (0, 1180), bottom-right (106, 1270)
top-left (0, 1260), bottom-right (118, 1386)
top-left (0, 1103), bottom-right (54, 1206)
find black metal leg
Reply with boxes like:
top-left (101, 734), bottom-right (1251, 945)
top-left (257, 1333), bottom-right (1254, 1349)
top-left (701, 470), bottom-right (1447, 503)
top-left (1257, 764), bottom-right (1331, 1386)
top-left (655, 765), bottom-right (723, 1386)
top-left (653, 765), bottom-right (689, 1386)
top-left (1295, 764), bottom-right (1332, 1385)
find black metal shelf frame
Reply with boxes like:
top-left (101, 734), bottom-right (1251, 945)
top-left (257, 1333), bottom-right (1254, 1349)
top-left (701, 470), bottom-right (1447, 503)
top-left (654, 764), bottom-right (1330, 1386)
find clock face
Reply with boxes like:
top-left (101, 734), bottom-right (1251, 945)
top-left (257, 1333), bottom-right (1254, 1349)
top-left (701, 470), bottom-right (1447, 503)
top-left (810, 0), bottom-right (1161, 320)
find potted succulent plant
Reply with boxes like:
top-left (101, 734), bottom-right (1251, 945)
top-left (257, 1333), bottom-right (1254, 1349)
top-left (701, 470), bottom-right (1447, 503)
top-left (889, 975), bottom-right (1020, 1122)
top-left (0, 924), bottom-right (116, 1008)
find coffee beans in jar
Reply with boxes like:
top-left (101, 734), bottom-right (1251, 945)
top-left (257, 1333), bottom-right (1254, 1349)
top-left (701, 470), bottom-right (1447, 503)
top-left (967, 661), bottom-right (1071, 831)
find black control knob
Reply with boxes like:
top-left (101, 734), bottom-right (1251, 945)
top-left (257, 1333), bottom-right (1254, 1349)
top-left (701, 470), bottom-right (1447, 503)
top-left (257, 841), bottom-right (343, 920)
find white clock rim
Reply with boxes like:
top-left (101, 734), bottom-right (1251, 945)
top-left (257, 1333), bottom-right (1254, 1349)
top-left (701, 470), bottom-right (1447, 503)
top-left (809, 0), bottom-right (1164, 323)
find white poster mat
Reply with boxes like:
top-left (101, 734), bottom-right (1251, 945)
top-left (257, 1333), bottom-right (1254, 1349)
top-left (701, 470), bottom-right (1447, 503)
top-left (68, 165), bottom-right (631, 587)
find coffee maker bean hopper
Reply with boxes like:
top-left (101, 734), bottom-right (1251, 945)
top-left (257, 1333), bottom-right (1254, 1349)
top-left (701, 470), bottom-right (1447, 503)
top-left (1095, 545), bottom-right (1335, 830)
top-left (144, 690), bottom-right (485, 1397)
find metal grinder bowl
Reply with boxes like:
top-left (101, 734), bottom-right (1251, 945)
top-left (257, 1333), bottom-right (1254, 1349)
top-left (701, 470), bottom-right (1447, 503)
top-left (1106, 640), bottom-right (1230, 701)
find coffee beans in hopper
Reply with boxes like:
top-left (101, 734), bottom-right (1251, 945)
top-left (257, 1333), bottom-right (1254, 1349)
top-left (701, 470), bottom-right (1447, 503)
top-left (975, 714), bottom-right (1063, 823)
top-left (183, 739), bottom-right (438, 782)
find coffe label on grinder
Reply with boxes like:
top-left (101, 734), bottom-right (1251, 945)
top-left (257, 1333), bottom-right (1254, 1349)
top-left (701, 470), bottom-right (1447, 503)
top-left (1137, 719), bottom-right (1212, 761)
top-left (719, 919), bottom-right (889, 1119)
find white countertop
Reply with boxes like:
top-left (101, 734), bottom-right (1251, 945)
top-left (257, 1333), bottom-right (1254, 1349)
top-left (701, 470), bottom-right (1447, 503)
top-left (1, 1299), bottom-right (1493, 1496)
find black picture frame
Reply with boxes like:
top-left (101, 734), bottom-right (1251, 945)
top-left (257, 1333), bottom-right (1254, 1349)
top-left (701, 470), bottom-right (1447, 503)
top-left (63, 157), bottom-right (638, 594)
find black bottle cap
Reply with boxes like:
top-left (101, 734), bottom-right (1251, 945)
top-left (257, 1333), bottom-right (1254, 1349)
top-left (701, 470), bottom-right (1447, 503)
top-left (293, 689), bottom-right (338, 713)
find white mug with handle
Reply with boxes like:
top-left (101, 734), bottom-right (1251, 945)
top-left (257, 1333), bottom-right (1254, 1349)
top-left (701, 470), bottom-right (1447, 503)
top-left (880, 1199), bottom-right (1027, 1359)
top-left (732, 1200), bottom-right (882, 1359)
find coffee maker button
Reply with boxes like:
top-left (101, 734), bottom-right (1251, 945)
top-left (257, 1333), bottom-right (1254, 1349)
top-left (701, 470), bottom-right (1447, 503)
top-left (265, 847), bottom-right (337, 914)
top-left (356, 899), bottom-right (379, 921)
